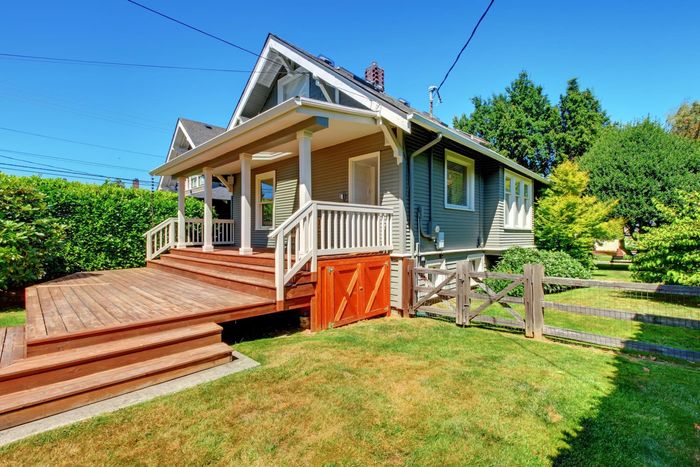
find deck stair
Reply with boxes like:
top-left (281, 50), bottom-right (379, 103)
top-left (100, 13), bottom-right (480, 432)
top-left (0, 323), bottom-right (232, 430)
top-left (147, 248), bottom-right (315, 306)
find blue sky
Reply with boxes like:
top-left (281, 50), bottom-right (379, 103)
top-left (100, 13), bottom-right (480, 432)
top-left (1, 0), bottom-right (698, 184)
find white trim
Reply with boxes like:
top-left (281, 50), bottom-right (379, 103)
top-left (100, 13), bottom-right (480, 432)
top-left (444, 149), bottom-right (475, 211)
top-left (255, 170), bottom-right (276, 231)
top-left (277, 73), bottom-right (310, 104)
top-left (504, 169), bottom-right (533, 230)
top-left (348, 152), bottom-right (380, 205)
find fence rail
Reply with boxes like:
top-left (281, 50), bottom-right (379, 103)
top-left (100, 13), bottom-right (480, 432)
top-left (409, 260), bottom-right (700, 362)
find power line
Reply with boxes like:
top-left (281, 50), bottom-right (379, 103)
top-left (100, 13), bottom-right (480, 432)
top-left (0, 52), bottom-right (271, 74)
top-left (0, 154), bottom-right (139, 180)
top-left (126, 0), bottom-right (281, 67)
top-left (0, 165), bottom-right (130, 184)
top-left (0, 126), bottom-right (162, 158)
top-left (436, 0), bottom-right (495, 92)
top-left (0, 147), bottom-right (150, 172)
top-left (0, 159), bottom-right (143, 182)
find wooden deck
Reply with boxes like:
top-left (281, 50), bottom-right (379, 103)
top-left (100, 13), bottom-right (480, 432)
top-left (25, 268), bottom-right (272, 342)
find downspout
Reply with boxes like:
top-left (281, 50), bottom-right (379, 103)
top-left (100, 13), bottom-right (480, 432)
top-left (409, 133), bottom-right (443, 257)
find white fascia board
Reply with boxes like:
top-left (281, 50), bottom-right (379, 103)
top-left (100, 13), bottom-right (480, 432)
top-left (176, 120), bottom-right (196, 149)
top-left (227, 40), bottom-right (274, 130)
top-left (267, 39), bottom-right (410, 132)
top-left (408, 113), bottom-right (550, 185)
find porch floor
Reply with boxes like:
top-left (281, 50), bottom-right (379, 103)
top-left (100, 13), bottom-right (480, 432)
top-left (25, 267), bottom-right (274, 342)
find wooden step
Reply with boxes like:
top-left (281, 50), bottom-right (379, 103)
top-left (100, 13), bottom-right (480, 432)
top-left (0, 323), bottom-right (224, 395)
top-left (0, 327), bottom-right (26, 369)
top-left (0, 343), bottom-right (232, 430)
top-left (159, 253), bottom-right (276, 281)
top-left (148, 259), bottom-right (277, 299)
top-left (168, 248), bottom-right (276, 267)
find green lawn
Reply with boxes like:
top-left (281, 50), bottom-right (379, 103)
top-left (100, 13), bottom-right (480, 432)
top-left (0, 318), bottom-right (697, 465)
top-left (0, 307), bottom-right (25, 327)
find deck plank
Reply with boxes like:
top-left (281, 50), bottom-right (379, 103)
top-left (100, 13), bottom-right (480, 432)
top-left (24, 288), bottom-right (47, 340)
top-left (47, 286), bottom-right (86, 333)
top-left (35, 287), bottom-right (68, 336)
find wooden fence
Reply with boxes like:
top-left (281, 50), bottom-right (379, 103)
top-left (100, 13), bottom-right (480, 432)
top-left (408, 261), bottom-right (700, 362)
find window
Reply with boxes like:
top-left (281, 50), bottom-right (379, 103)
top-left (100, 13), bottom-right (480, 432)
top-left (277, 73), bottom-right (309, 103)
top-left (255, 171), bottom-right (275, 230)
top-left (504, 170), bottom-right (533, 229)
top-left (187, 175), bottom-right (204, 191)
top-left (444, 150), bottom-right (475, 210)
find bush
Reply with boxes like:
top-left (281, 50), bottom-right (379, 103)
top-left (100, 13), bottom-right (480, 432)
top-left (630, 191), bottom-right (700, 286)
top-left (0, 173), bottom-right (205, 288)
top-left (0, 175), bottom-right (63, 290)
top-left (487, 247), bottom-right (591, 296)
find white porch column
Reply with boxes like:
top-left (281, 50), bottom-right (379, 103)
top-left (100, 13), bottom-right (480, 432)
top-left (239, 153), bottom-right (253, 255)
top-left (298, 130), bottom-right (313, 205)
top-left (176, 176), bottom-right (186, 248)
top-left (202, 167), bottom-right (214, 252)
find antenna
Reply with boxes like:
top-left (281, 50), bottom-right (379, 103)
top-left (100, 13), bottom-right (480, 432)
top-left (428, 85), bottom-right (442, 115)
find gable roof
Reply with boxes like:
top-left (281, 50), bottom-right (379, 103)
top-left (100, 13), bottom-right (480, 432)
top-left (227, 34), bottom-right (548, 185)
top-left (179, 118), bottom-right (225, 147)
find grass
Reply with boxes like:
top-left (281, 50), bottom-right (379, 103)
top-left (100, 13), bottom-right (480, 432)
top-left (0, 318), bottom-right (697, 466)
top-left (0, 306), bottom-right (25, 327)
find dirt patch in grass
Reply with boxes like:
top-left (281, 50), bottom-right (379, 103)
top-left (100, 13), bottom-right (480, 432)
top-left (0, 318), bottom-right (697, 465)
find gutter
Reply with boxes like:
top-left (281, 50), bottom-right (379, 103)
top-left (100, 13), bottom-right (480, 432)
top-left (407, 113), bottom-right (550, 185)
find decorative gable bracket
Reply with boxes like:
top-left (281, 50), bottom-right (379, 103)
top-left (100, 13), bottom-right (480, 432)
top-left (380, 120), bottom-right (404, 164)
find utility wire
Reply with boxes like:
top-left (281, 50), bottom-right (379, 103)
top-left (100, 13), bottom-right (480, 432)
top-left (0, 52), bottom-right (274, 74)
top-left (0, 147), bottom-right (150, 172)
top-left (0, 126), bottom-right (162, 158)
top-left (0, 159), bottom-right (143, 182)
top-left (0, 154), bottom-right (142, 179)
top-left (436, 0), bottom-right (495, 92)
top-left (0, 165), bottom-right (134, 184)
top-left (126, 0), bottom-right (281, 67)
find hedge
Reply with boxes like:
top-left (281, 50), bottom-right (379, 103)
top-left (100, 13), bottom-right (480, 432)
top-left (0, 174), bottom-right (205, 289)
top-left (486, 247), bottom-right (592, 296)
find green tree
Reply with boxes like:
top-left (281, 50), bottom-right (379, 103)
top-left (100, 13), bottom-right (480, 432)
top-left (580, 119), bottom-right (700, 230)
top-left (534, 160), bottom-right (622, 268)
top-left (630, 191), bottom-right (700, 285)
top-left (0, 174), bottom-right (63, 290)
top-left (667, 100), bottom-right (700, 141)
top-left (557, 78), bottom-right (610, 159)
top-left (454, 71), bottom-right (560, 175)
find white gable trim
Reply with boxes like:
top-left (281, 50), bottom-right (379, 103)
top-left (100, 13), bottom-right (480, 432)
top-left (228, 36), bottom-right (409, 132)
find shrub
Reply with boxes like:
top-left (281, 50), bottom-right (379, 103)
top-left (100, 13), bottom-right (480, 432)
top-left (0, 174), bottom-right (63, 290)
top-left (487, 247), bottom-right (591, 296)
top-left (630, 191), bottom-right (700, 286)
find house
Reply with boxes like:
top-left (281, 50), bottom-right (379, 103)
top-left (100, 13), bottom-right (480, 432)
top-left (150, 34), bottom-right (548, 317)
top-left (158, 118), bottom-right (234, 218)
top-left (0, 34), bottom-right (548, 431)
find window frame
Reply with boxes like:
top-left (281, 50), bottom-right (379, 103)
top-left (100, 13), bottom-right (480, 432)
top-left (277, 73), bottom-right (309, 104)
top-left (504, 169), bottom-right (533, 230)
top-left (255, 170), bottom-right (276, 231)
top-left (444, 150), bottom-right (475, 211)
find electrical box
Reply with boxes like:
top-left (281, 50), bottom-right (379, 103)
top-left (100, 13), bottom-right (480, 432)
top-left (436, 231), bottom-right (445, 250)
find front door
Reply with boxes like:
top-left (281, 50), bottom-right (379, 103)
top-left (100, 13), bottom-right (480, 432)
top-left (349, 152), bottom-right (379, 205)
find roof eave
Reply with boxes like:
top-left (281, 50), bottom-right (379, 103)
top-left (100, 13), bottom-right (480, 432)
top-left (407, 113), bottom-right (550, 185)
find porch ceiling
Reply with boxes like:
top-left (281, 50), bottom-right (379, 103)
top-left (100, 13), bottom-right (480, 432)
top-left (151, 98), bottom-right (384, 178)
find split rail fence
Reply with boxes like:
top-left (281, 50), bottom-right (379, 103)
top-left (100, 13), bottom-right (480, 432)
top-left (407, 261), bottom-right (700, 362)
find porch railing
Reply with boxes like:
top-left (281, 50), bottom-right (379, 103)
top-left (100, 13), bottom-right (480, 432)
top-left (268, 201), bottom-right (393, 302)
top-left (144, 218), bottom-right (235, 260)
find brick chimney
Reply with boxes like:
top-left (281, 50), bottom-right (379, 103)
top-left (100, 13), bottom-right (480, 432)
top-left (364, 61), bottom-right (384, 92)
top-left (132, 178), bottom-right (140, 189)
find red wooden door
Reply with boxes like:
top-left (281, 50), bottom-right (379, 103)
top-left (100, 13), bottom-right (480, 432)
top-left (314, 256), bottom-right (390, 331)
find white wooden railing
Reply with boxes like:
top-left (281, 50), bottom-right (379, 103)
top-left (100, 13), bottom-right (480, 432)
top-left (268, 201), bottom-right (393, 302)
top-left (145, 218), bottom-right (235, 260)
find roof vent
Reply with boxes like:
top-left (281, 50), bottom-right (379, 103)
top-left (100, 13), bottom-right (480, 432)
top-left (398, 98), bottom-right (410, 107)
top-left (204, 125), bottom-right (213, 129)
top-left (364, 61), bottom-right (384, 92)
top-left (318, 54), bottom-right (335, 67)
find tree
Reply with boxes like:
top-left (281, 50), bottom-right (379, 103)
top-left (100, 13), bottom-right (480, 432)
top-left (557, 78), bottom-right (610, 159)
top-left (454, 71), bottom-right (560, 175)
top-left (580, 119), bottom-right (700, 231)
top-left (534, 160), bottom-right (622, 268)
top-left (630, 191), bottom-right (700, 285)
top-left (667, 100), bottom-right (700, 141)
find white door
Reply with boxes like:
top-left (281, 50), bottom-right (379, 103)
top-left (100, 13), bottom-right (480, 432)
top-left (349, 153), bottom-right (379, 205)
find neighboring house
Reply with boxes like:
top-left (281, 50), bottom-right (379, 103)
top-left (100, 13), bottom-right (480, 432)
top-left (150, 34), bottom-right (548, 314)
top-left (158, 118), bottom-right (234, 218)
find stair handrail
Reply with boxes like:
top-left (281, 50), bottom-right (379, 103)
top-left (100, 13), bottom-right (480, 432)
top-left (145, 217), bottom-right (177, 261)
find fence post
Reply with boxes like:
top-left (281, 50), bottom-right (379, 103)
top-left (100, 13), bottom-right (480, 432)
top-left (456, 261), bottom-right (471, 326)
top-left (524, 263), bottom-right (545, 339)
top-left (402, 258), bottom-right (414, 318)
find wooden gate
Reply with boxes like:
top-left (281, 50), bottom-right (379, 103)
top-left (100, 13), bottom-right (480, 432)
top-left (312, 255), bottom-right (391, 331)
